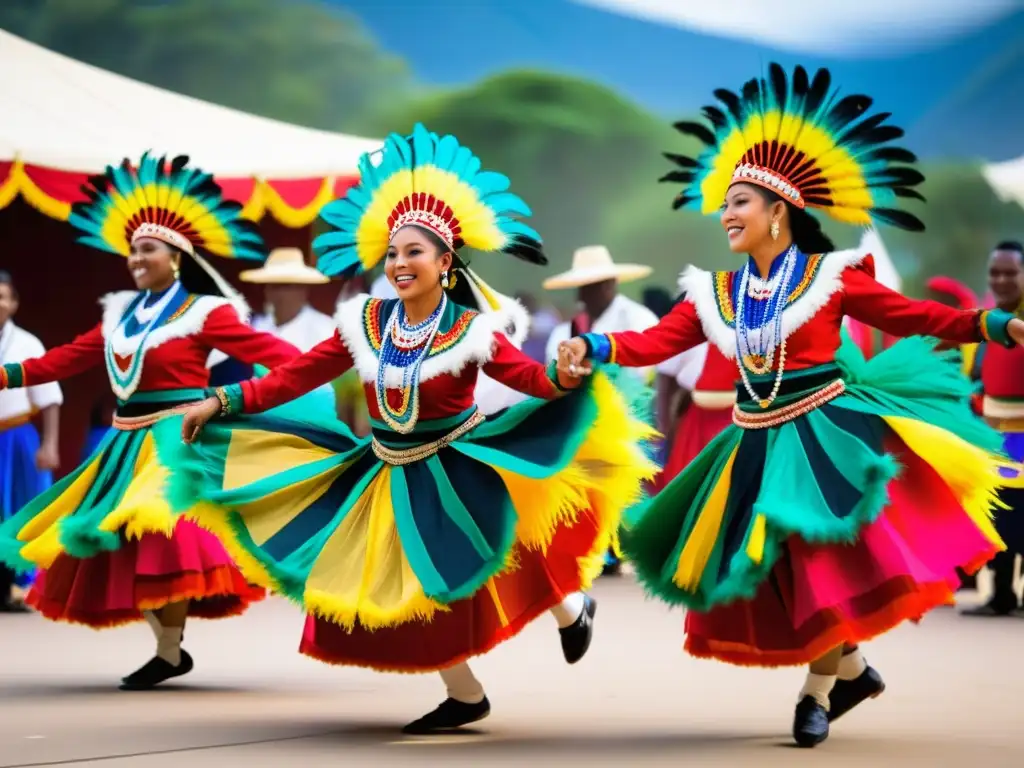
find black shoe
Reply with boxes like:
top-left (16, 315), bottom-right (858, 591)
top-left (960, 602), bottom-right (1018, 617)
top-left (0, 601), bottom-right (31, 614)
top-left (793, 695), bottom-right (829, 748)
top-left (559, 595), bottom-right (597, 664)
top-left (402, 697), bottom-right (491, 734)
top-left (119, 650), bottom-right (194, 690)
top-left (828, 665), bottom-right (885, 721)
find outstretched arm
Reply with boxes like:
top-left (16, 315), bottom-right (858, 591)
top-left (581, 299), bottom-right (707, 367)
top-left (482, 333), bottom-right (582, 399)
top-left (219, 333), bottom-right (354, 416)
top-left (0, 325), bottom-right (104, 388)
top-left (184, 332), bottom-right (354, 442)
top-left (841, 267), bottom-right (1018, 346)
top-left (198, 304), bottom-right (301, 367)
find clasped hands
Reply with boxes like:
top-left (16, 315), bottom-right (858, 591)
top-left (557, 337), bottom-right (593, 379)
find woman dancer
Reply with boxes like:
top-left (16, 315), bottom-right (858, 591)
top-left (558, 64), bottom-right (1024, 747)
top-left (175, 124), bottom-right (655, 733)
top-left (0, 154), bottom-right (299, 689)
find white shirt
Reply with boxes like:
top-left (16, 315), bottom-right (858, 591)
top-left (545, 293), bottom-right (660, 379)
top-left (206, 304), bottom-right (337, 368)
top-left (0, 321), bottom-right (63, 423)
top-left (250, 305), bottom-right (336, 353)
top-left (370, 274), bottom-right (398, 300)
top-left (656, 343), bottom-right (709, 390)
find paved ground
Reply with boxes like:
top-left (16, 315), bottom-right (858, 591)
top-left (1, 574), bottom-right (1021, 768)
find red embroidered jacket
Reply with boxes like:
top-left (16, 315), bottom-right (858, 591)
top-left (232, 296), bottom-right (567, 418)
top-left (592, 253), bottom-right (1007, 370)
top-left (0, 293), bottom-right (298, 394)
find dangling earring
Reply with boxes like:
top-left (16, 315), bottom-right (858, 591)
top-left (440, 271), bottom-right (450, 289)
top-left (172, 260), bottom-right (181, 281)
top-left (770, 220), bottom-right (780, 241)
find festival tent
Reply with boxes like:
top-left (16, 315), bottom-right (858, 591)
top-left (0, 30), bottom-right (380, 469)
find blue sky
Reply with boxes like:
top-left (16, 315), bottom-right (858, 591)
top-left (333, 0), bottom-right (1024, 157)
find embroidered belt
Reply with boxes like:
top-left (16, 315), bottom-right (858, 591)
top-left (0, 413), bottom-right (33, 431)
top-left (691, 390), bottom-right (737, 410)
top-left (112, 403), bottom-right (197, 431)
top-left (733, 379), bottom-right (846, 430)
top-left (371, 410), bottom-right (486, 465)
top-left (982, 395), bottom-right (1024, 422)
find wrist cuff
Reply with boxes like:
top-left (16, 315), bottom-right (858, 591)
top-left (979, 309), bottom-right (1015, 348)
top-left (1, 363), bottom-right (24, 388)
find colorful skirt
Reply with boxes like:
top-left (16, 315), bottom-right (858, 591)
top-left (0, 421), bottom-right (52, 588)
top-left (622, 337), bottom-right (1014, 667)
top-left (0, 398), bottom-right (264, 629)
top-left (655, 398), bottom-right (733, 492)
top-left (170, 372), bottom-right (656, 671)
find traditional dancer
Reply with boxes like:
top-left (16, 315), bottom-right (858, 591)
top-left (0, 154), bottom-right (300, 689)
top-left (173, 124), bottom-right (656, 733)
top-left (558, 63), bottom-right (1024, 747)
top-left (961, 242), bottom-right (1024, 617)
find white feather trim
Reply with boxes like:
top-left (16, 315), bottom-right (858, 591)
top-left (460, 267), bottom-right (531, 347)
top-left (99, 290), bottom-right (245, 400)
top-left (677, 249), bottom-right (868, 359)
top-left (334, 294), bottom-right (502, 387)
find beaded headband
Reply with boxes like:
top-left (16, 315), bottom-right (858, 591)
top-left (388, 200), bottom-right (460, 251)
top-left (131, 222), bottom-right (196, 255)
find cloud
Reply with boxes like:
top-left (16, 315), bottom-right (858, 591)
top-left (570, 0), bottom-right (1021, 56)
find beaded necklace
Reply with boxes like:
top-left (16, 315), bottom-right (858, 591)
top-left (375, 295), bottom-right (447, 434)
top-left (735, 245), bottom-right (797, 409)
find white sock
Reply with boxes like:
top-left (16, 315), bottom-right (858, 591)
top-left (837, 648), bottom-right (867, 681)
top-left (142, 611), bottom-right (163, 642)
top-left (438, 662), bottom-right (485, 705)
top-left (156, 626), bottom-right (183, 667)
top-left (549, 592), bottom-right (586, 629)
top-left (799, 673), bottom-right (836, 710)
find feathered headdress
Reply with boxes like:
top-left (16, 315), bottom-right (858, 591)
top-left (68, 153), bottom-right (265, 300)
top-left (661, 63), bottom-right (926, 231)
top-left (312, 123), bottom-right (545, 278)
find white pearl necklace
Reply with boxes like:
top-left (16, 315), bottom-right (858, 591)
top-left (735, 247), bottom-right (797, 409)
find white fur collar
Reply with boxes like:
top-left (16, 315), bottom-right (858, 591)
top-left (99, 290), bottom-right (250, 400)
top-left (678, 248), bottom-right (867, 359)
top-left (334, 294), bottom-right (504, 387)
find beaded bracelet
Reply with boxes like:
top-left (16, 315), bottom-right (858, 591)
top-left (214, 387), bottom-right (233, 415)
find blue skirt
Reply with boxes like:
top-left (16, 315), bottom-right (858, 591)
top-left (0, 422), bottom-right (51, 587)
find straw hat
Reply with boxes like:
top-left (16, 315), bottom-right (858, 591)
top-left (542, 245), bottom-right (651, 290)
top-left (239, 248), bottom-right (330, 285)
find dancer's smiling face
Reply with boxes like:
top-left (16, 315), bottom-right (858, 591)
top-left (721, 183), bottom-right (786, 255)
top-left (385, 225), bottom-right (453, 302)
top-left (128, 237), bottom-right (180, 293)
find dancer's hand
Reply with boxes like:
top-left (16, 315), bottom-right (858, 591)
top-left (1009, 318), bottom-right (1024, 347)
top-left (181, 397), bottom-right (221, 444)
top-left (557, 338), bottom-right (592, 378)
top-left (35, 442), bottom-right (60, 471)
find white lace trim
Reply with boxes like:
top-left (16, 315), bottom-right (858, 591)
top-left (678, 248), bottom-right (868, 359)
top-left (334, 294), bottom-right (504, 387)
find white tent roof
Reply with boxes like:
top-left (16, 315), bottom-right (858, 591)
top-left (0, 30), bottom-right (381, 178)
top-left (982, 155), bottom-right (1024, 208)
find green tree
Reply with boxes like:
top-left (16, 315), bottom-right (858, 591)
top-left (0, 0), bottom-right (408, 134)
